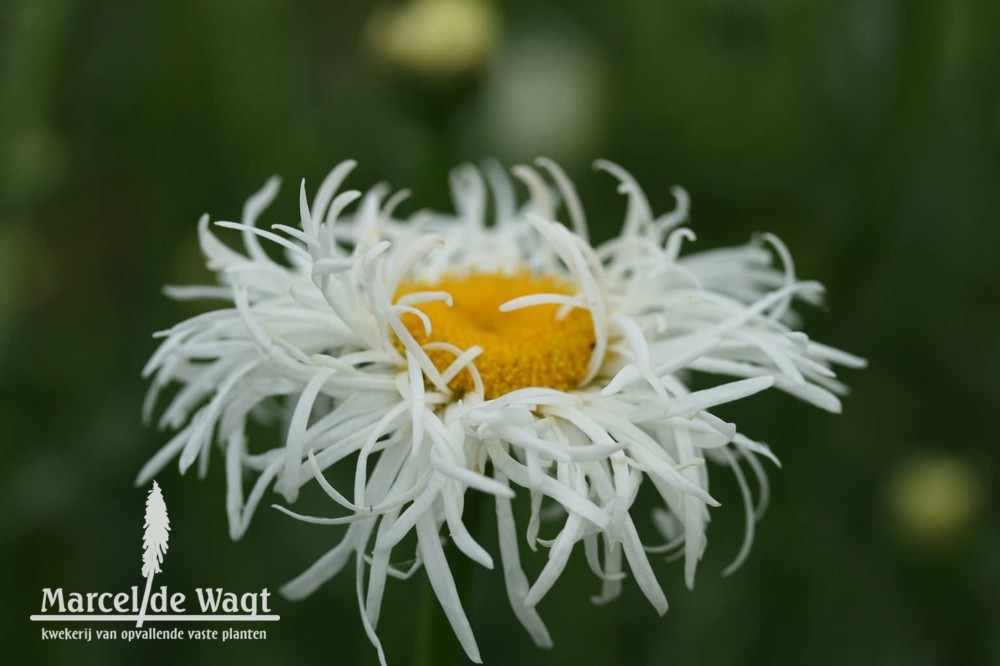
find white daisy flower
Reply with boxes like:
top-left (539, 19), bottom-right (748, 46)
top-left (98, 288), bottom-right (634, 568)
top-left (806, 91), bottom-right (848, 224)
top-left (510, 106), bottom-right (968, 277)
top-left (141, 158), bottom-right (864, 664)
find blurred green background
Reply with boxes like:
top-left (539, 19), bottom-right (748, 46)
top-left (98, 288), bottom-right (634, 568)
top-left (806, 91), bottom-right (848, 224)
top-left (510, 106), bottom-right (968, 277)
top-left (2, 0), bottom-right (998, 664)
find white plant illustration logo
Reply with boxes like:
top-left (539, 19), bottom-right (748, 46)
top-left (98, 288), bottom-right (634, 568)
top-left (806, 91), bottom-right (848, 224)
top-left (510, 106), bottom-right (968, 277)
top-left (137, 481), bottom-right (170, 627)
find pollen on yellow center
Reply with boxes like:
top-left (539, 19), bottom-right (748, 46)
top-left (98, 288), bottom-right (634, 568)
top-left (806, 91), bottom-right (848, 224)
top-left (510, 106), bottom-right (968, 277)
top-left (395, 272), bottom-right (595, 399)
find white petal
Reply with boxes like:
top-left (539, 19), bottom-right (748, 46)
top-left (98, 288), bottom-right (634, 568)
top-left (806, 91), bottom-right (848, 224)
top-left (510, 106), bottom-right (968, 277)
top-left (416, 513), bottom-right (482, 663)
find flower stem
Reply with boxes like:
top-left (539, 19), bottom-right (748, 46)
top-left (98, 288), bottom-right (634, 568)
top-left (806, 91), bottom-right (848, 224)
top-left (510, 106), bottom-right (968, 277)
top-left (413, 575), bottom-right (435, 666)
top-left (413, 491), bottom-right (485, 665)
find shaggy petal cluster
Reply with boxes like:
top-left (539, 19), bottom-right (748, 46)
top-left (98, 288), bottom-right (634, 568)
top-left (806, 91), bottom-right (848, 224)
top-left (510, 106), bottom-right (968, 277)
top-left (142, 159), bottom-right (864, 663)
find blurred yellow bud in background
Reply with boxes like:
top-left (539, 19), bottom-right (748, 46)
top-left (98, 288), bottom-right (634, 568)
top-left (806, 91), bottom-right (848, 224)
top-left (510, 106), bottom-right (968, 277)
top-left (366, 0), bottom-right (500, 79)
top-left (889, 454), bottom-right (985, 546)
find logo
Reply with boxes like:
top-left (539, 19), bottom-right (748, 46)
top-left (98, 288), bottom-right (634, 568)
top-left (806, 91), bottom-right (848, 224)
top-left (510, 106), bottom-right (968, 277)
top-left (31, 482), bottom-right (279, 643)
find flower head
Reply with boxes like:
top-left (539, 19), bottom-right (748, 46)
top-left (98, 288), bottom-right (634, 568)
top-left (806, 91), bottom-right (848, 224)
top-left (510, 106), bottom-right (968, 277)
top-left (142, 159), bottom-right (864, 663)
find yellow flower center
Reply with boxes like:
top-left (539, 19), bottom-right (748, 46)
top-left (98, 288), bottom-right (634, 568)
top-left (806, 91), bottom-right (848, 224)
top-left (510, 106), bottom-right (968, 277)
top-left (395, 272), bottom-right (595, 399)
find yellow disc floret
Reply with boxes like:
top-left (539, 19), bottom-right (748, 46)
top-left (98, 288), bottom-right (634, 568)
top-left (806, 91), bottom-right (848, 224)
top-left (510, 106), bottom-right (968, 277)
top-left (395, 272), bottom-right (595, 399)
